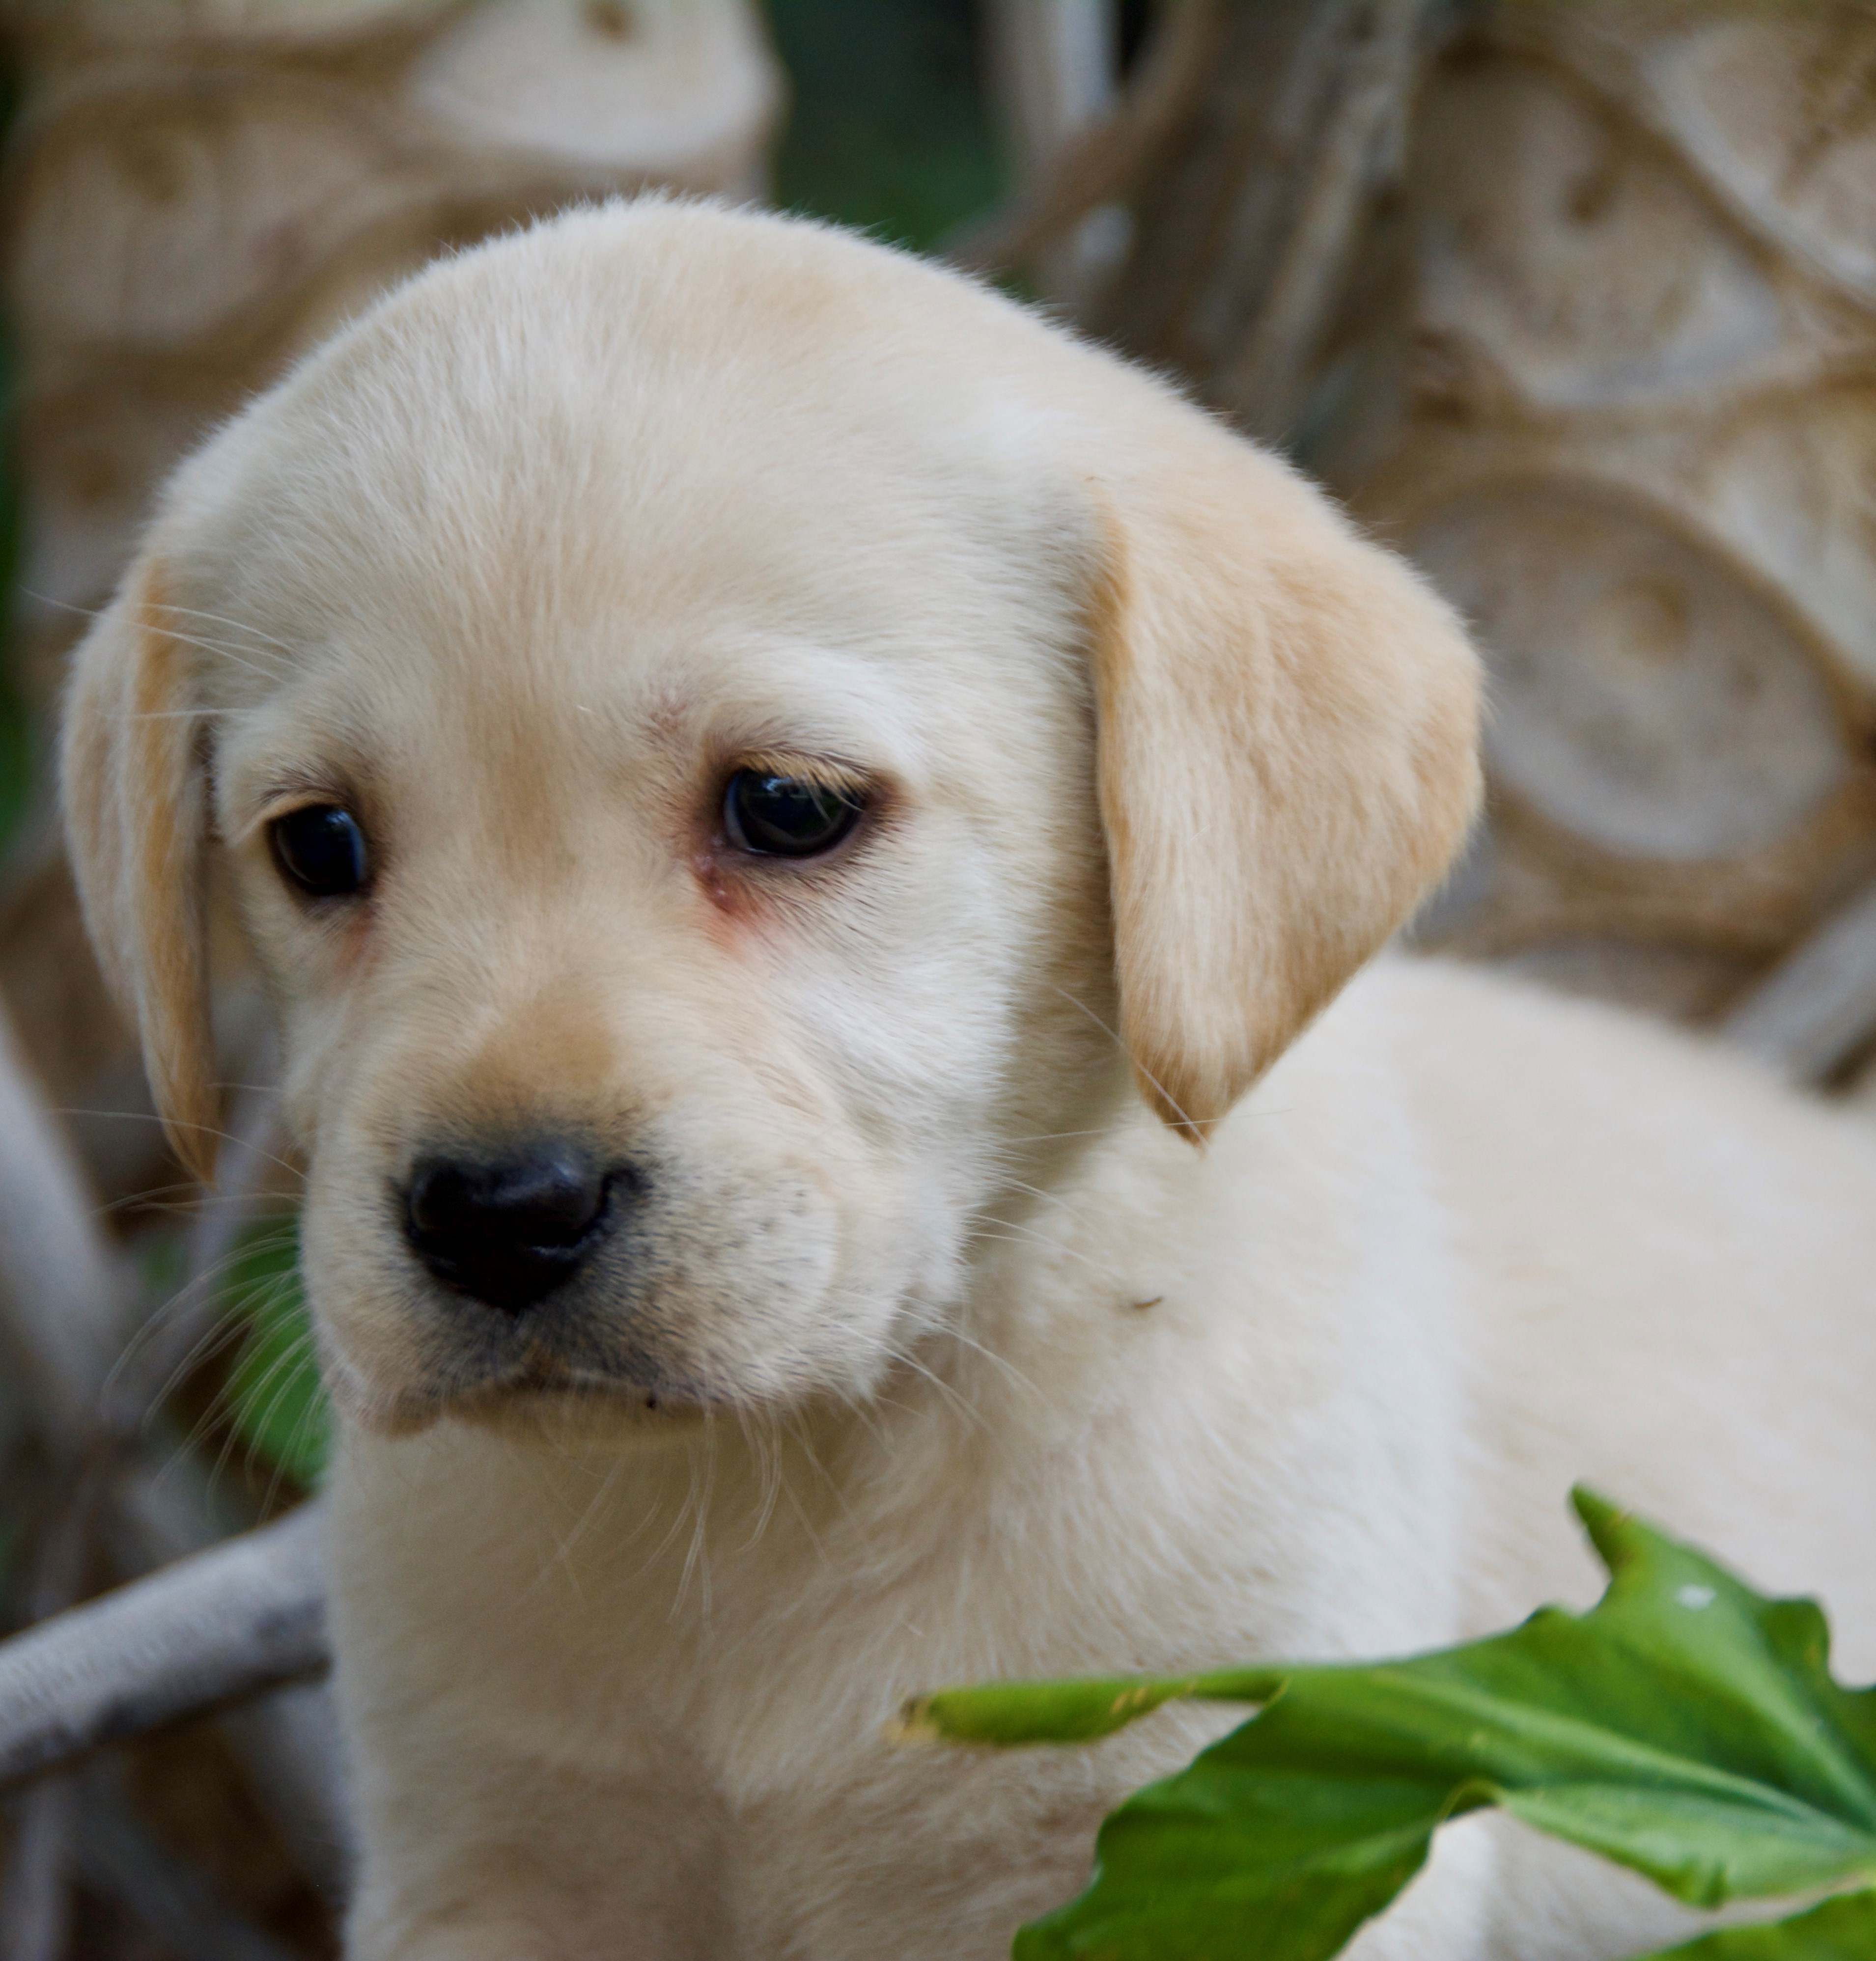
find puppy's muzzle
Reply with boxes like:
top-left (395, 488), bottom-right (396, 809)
top-left (404, 1146), bottom-right (626, 1314)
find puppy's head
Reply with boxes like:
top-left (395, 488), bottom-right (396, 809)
top-left (62, 202), bottom-right (1479, 1436)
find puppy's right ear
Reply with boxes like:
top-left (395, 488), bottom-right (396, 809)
top-left (1087, 408), bottom-right (1481, 1139)
top-left (61, 556), bottom-right (220, 1182)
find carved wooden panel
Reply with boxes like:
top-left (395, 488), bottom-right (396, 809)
top-left (0, 0), bottom-right (782, 701)
top-left (1344, 3), bottom-right (1876, 1055)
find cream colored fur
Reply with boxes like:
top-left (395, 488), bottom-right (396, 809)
top-left (59, 200), bottom-right (1876, 1960)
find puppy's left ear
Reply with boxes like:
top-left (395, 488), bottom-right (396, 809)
top-left (60, 554), bottom-right (220, 1182)
top-left (1089, 409), bottom-right (1481, 1138)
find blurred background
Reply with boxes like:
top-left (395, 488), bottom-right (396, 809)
top-left (1, 1), bottom-right (1875, 1954)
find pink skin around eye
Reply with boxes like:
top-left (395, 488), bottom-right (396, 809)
top-left (691, 847), bottom-right (744, 919)
top-left (687, 773), bottom-right (788, 939)
top-left (690, 845), bottom-right (775, 953)
top-left (690, 768), bottom-right (874, 948)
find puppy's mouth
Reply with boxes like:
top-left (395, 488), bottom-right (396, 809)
top-left (448, 1364), bottom-right (718, 1445)
top-left (440, 1348), bottom-right (720, 1435)
top-left (459, 1358), bottom-right (706, 1416)
top-left (329, 1331), bottom-right (718, 1438)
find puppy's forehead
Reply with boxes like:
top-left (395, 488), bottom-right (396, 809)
top-left (179, 208), bottom-right (1088, 718)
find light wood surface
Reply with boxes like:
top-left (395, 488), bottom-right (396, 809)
top-left (986, 0), bottom-right (1876, 1081)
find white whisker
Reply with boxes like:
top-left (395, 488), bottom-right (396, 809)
top-left (963, 1208), bottom-right (1126, 1285)
top-left (1053, 987), bottom-right (1203, 1136)
top-left (145, 602), bottom-right (299, 658)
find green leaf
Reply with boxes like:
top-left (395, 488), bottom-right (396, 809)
top-left (908, 1491), bottom-right (1876, 1961)
top-left (221, 1223), bottom-right (330, 1488)
top-left (767, 0), bottom-right (1005, 254)
top-left (900, 1670), bottom-right (1284, 1748)
top-left (1638, 1890), bottom-right (1876, 1958)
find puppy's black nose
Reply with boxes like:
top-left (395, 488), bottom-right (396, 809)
top-left (405, 1148), bottom-right (618, 1314)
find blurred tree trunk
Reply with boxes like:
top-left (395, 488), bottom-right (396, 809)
top-left (987, 0), bottom-right (1876, 1084)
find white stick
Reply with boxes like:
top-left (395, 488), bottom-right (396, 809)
top-left (0, 998), bottom-right (127, 1453)
top-left (1719, 878), bottom-right (1876, 1084)
top-left (0, 1504), bottom-right (329, 1790)
top-left (111, 1464), bottom-right (352, 1898)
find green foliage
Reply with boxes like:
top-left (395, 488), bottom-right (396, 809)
top-left (1650, 1893), bottom-right (1876, 1959)
top-left (221, 1223), bottom-right (330, 1489)
top-left (907, 1491), bottom-right (1876, 1961)
top-left (766, 0), bottom-right (1005, 251)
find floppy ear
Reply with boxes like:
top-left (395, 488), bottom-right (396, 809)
top-left (1090, 413), bottom-right (1481, 1138)
top-left (61, 555), bottom-right (220, 1182)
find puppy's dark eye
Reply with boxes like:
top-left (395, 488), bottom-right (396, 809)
top-left (270, 805), bottom-right (370, 898)
top-left (723, 770), bottom-right (864, 858)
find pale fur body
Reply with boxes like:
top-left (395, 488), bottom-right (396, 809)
top-left (58, 200), bottom-right (1876, 1959)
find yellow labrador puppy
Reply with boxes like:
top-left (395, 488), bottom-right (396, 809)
top-left (62, 200), bottom-right (1876, 1959)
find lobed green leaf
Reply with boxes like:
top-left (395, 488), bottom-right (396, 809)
top-left (1638, 1889), bottom-right (1876, 1958)
top-left (911, 1491), bottom-right (1876, 1961)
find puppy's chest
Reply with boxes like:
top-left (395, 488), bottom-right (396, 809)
top-left (435, 1451), bottom-right (1348, 1808)
top-left (463, 1529), bottom-right (1016, 1794)
top-left (450, 1522), bottom-right (1242, 1938)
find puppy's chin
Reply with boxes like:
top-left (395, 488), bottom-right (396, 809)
top-left (328, 1362), bottom-right (718, 1449)
top-left (448, 1380), bottom-right (713, 1450)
